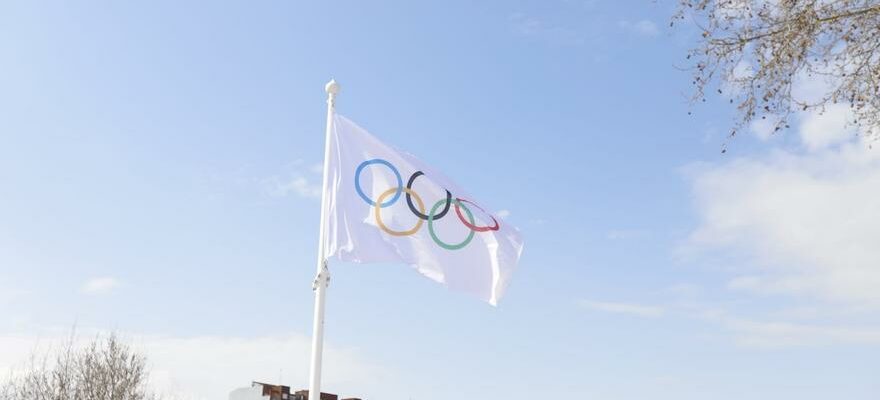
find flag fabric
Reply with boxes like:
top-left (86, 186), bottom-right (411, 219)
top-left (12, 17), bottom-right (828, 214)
top-left (323, 114), bottom-right (523, 305)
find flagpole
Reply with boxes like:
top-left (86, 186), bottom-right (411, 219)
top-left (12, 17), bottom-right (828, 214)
top-left (308, 79), bottom-right (338, 400)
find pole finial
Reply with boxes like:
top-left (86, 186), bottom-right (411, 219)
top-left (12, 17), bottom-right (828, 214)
top-left (325, 79), bottom-right (340, 95)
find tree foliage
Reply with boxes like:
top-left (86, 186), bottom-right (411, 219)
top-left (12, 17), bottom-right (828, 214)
top-left (674, 0), bottom-right (880, 146)
top-left (0, 334), bottom-right (159, 400)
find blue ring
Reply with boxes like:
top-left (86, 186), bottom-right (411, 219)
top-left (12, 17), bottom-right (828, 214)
top-left (355, 159), bottom-right (403, 208)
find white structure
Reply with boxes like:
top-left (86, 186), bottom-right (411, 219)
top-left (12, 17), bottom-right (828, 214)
top-left (228, 382), bottom-right (301, 400)
top-left (228, 385), bottom-right (265, 400)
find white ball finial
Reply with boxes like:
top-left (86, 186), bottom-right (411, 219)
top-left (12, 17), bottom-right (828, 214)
top-left (325, 79), bottom-right (340, 95)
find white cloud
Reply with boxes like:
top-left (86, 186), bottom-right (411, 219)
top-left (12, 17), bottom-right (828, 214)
top-left (496, 209), bottom-right (511, 218)
top-left (309, 163), bottom-right (324, 175)
top-left (749, 116), bottom-right (779, 141)
top-left (0, 332), bottom-right (393, 400)
top-left (685, 125), bottom-right (880, 308)
top-left (720, 60), bottom-right (754, 100)
top-left (577, 297), bottom-right (880, 348)
top-left (80, 277), bottom-right (119, 295)
top-left (799, 104), bottom-right (858, 151)
top-left (663, 283), bottom-right (703, 298)
top-left (791, 71), bottom-right (837, 105)
top-left (0, 287), bottom-right (30, 305)
top-left (579, 300), bottom-right (665, 318)
top-left (606, 229), bottom-right (649, 240)
top-left (266, 176), bottom-right (322, 199)
top-left (264, 160), bottom-right (323, 200)
top-left (682, 98), bottom-right (880, 342)
top-left (509, 12), bottom-right (585, 46)
top-left (618, 19), bottom-right (659, 37)
top-left (701, 311), bottom-right (880, 348)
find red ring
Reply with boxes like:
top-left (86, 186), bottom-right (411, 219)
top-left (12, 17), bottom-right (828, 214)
top-left (454, 198), bottom-right (500, 232)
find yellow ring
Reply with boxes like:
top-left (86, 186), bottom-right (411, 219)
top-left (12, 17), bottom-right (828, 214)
top-left (375, 187), bottom-right (425, 236)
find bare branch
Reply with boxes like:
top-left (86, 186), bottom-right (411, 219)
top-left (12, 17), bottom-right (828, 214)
top-left (675, 0), bottom-right (880, 143)
top-left (0, 333), bottom-right (162, 400)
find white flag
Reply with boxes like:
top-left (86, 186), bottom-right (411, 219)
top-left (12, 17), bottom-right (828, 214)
top-left (323, 114), bottom-right (523, 305)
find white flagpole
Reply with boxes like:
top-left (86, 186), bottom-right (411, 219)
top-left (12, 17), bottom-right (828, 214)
top-left (308, 79), bottom-right (339, 399)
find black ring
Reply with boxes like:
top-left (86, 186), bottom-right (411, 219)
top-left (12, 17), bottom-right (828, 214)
top-left (406, 171), bottom-right (452, 220)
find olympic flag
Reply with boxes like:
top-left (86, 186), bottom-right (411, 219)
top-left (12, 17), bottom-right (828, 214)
top-left (308, 81), bottom-right (522, 398)
top-left (322, 113), bottom-right (524, 305)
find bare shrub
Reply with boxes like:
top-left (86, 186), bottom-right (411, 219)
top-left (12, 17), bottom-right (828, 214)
top-left (0, 333), bottom-right (159, 400)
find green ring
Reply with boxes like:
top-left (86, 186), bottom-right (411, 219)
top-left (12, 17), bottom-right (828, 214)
top-left (428, 199), bottom-right (475, 250)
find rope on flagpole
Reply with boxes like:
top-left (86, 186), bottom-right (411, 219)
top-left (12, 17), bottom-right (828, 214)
top-left (312, 260), bottom-right (329, 291)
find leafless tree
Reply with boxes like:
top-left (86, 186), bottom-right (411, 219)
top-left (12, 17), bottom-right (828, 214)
top-left (0, 334), bottom-right (160, 400)
top-left (674, 0), bottom-right (880, 148)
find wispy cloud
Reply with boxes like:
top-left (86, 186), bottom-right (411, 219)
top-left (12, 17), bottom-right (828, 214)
top-left (663, 283), bottom-right (703, 298)
top-left (578, 299), bottom-right (666, 318)
top-left (618, 19), bottom-right (659, 37)
top-left (263, 159), bottom-right (323, 200)
top-left (265, 176), bottom-right (322, 199)
top-left (509, 12), bottom-right (585, 46)
top-left (80, 277), bottom-right (119, 295)
top-left (0, 287), bottom-right (30, 305)
top-left (578, 298), bottom-right (880, 348)
top-left (496, 209), bottom-right (511, 218)
top-left (308, 162), bottom-right (324, 175)
top-left (606, 228), bottom-right (649, 240)
top-left (699, 309), bottom-right (880, 348)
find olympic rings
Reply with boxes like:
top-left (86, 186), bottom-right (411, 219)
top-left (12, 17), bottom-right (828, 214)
top-left (355, 159), bottom-right (402, 208)
top-left (375, 187), bottom-right (424, 236)
top-left (429, 199), bottom-right (475, 250)
top-left (407, 171), bottom-right (452, 220)
top-left (454, 198), bottom-right (500, 232)
top-left (354, 158), bottom-right (501, 250)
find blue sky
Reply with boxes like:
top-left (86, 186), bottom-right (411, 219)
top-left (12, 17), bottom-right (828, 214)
top-left (2, 1), bottom-right (879, 399)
